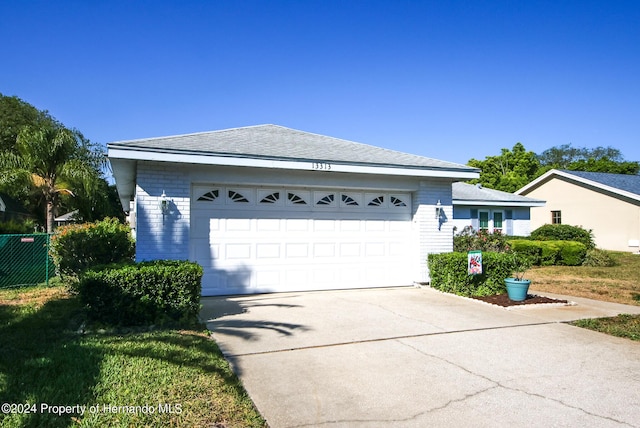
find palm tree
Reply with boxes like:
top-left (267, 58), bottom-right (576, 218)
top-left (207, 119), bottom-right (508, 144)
top-left (0, 124), bottom-right (104, 232)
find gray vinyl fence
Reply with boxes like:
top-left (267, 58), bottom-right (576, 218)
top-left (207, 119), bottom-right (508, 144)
top-left (0, 234), bottom-right (54, 288)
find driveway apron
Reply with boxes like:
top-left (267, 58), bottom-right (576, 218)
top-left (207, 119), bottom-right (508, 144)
top-left (201, 287), bottom-right (640, 428)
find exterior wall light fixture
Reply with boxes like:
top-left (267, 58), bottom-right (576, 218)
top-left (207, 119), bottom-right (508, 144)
top-left (435, 200), bottom-right (442, 220)
top-left (160, 191), bottom-right (170, 215)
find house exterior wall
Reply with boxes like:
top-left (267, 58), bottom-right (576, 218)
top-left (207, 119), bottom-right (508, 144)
top-left (524, 178), bottom-right (640, 252)
top-left (135, 162), bottom-right (191, 261)
top-left (132, 161), bottom-right (457, 284)
top-left (452, 206), bottom-right (533, 236)
top-left (415, 179), bottom-right (455, 282)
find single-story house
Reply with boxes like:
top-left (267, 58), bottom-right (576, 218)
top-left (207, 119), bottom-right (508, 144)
top-left (54, 210), bottom-right (80, 227)
top-left (452, 182), bottom-right (545, 236)
top-left (0, 193), bottom-right (31, 222)
top-left (108, 124), bottom-right (479, 296)
top-left (516, 169), bottom-right (640, 252)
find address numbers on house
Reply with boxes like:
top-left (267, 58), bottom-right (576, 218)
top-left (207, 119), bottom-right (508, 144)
top-left (311, 162), bottom-right (332, 171)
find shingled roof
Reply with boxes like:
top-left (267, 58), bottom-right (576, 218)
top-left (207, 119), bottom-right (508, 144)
top-left (557, 170), bottom-right (640, 195)
top-left (517, 169), bottom-right (640, 202)
top-left (108, 124), bottom-right (476, 172)
top-left (453, 182), bottom-right (545, 207)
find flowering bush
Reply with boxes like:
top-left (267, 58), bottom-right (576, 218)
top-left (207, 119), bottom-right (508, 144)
top-left (453, 226), bottom-right (511, 253)
top-left (50, 218), bottom-right (135, 278)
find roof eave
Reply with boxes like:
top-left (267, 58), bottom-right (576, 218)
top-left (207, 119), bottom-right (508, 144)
top-left (453, 199), bottom-right (546, 207)
top-left (517, 169), bottom-right (640, 203)
top-left (107, 147), bottom-right (480, 180)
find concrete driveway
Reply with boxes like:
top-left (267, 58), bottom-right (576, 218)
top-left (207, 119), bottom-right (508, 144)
top-left (201, 287), bottom-right (640, 428)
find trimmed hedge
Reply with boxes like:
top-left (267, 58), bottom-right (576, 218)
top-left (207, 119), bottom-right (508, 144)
top-left (78, 260), bottom-right (203, 326)
top-left (530, 224), bottom-right (595, 249)
top-left (508, 240), bottom-right (587, 266)
top-left (427, 252), bottom-right (514, 297)
top-left (50, 218), bottom-right (135, 277)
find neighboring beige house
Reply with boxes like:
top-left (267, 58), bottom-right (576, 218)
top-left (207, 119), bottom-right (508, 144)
top-left (516, 169), bottom-right (640, 252)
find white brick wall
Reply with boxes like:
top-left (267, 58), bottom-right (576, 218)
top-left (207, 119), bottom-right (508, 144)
top-left (413, 180), bottom-right (455, 282)
top-left (134, 162), bottom-right (191, 262)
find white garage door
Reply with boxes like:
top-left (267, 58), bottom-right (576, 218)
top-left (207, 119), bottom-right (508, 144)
top-left (191, 185), bottom-right (417, 296)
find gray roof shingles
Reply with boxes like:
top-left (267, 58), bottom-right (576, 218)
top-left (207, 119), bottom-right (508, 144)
top-left (109, 124), bottom-right (477, 172)
top-left (453, 182), bottom-right (544, 204)
top-left (560, 170), bottom-right (640, 196)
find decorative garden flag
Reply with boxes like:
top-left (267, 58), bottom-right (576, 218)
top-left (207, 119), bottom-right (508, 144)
top-left (468, 251), bottom-right (482, 275)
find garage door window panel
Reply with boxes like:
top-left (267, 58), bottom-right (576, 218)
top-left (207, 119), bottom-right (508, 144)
top-left (197, 189), bottom-right (220, 202)
top-left (259, 191), bottom-right (281, 204)
top-left (315, 193), bottom-right (336, 207)
top-left (228, 190), bottom-right (251, 203)
top-left (367, 195), bottom-right (385, 207)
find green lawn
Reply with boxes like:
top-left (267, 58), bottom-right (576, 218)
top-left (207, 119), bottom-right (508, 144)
top-left (0, 285), bottom-right (266, 427)
top-left (528, 251), bottom-right (640, 341)
top-left (571, 314), bottom-right (640, 341)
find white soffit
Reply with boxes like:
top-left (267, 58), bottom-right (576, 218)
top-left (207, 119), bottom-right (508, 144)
top-left (107, 147), bottom-right (480, 180)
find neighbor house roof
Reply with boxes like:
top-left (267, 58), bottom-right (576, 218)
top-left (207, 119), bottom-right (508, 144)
top-left (453, 182), bottom-right (546, 207)
top-left (516, 169), bottom-right (640, 203)
top-left (54, 210), bottom-right (80, 223)
top-left (108, 124), bottom-right (480, 209)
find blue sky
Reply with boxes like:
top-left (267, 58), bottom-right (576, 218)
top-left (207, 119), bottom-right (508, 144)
top-left (1, 0), bottom-right (639, 167)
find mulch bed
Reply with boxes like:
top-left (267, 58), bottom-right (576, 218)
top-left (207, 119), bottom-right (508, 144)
top-left (472, 294), bottom-right (569, 308)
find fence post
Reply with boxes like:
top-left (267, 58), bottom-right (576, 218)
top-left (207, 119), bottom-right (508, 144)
top-left (46, 233), bottom-right (50, 286)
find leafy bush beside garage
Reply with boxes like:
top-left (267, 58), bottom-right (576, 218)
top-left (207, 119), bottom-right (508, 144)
top-left (427, 252), bottom-right (514, 297)
top-left (50, 217), bottom-right (135, 277)
top-left (78, 260), bottom-right (203, 326)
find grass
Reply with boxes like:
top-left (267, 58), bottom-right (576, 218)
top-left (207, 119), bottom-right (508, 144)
top-left (2, 250), bottom-right (639, 426)
top-left (572, 314), bottom-right (640, 341)
top-left (526, 251), bottom-right (640, 341)
top-left (527, 251), bottom-right (640, 306)
top-left (0, 284), bottom-right (266, 428)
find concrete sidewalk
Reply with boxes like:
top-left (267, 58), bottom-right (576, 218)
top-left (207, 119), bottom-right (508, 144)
top-left (201, 287), bottom-right (640, 427)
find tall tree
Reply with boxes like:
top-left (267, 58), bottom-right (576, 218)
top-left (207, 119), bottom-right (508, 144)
top-left (467, 142), bottom-right (541, 192)
top-left (538, 143), bottom-right (639, 174)
top-left (0, 124), bottom-right (105, 232)
top-left (0, 93), bottom-right (55, 152)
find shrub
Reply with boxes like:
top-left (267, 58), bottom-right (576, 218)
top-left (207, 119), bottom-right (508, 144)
top-left (453, 226), bottom-right (510, 253)
top-left (583, 248), bottom-right (616, 267)
top-left (540, 241), bottom-right (561, 266)
top-left (530, 224), bottom-right (595, 249)
top-left (78, 260), bottom-right (203, 326)
top-left (0, 219), bottom-right (36, 234)
top-left (508, 240), bottom-right (542, 265)
top-left (556, 241), bottom-right (587, 266)
top-left (508, 239), bottom-right (586, 266)
top-left (50, 218), bottom-right (135, 278)
top-left (427, 252), bottom-right (515, 297)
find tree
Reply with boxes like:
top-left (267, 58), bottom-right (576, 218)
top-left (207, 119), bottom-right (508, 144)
top-left (467, 143), bottom-right (541, 192)
top-left (0, 124), bottom-right (105, 232)
top-left (538, 143), bottom-right (639, 174)
top-left (0, 93), bottom-right (56, 153)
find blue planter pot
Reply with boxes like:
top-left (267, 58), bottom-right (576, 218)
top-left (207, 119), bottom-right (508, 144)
top-left (504, 278), bottom-right (531, 301)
